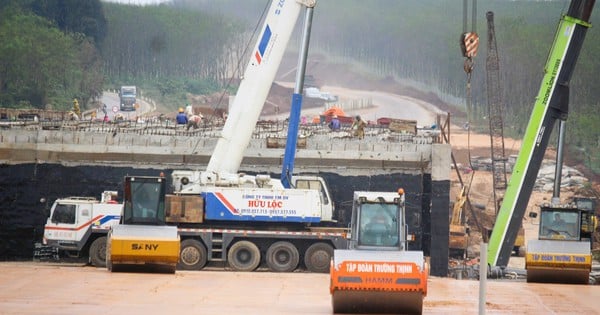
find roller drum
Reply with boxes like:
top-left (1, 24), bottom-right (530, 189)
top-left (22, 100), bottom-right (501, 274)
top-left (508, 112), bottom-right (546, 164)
top-left (332, 290), bottom-right (423, 314)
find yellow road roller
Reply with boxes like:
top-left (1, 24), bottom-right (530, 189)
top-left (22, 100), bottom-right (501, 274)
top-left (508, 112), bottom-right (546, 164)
top-left (526, 198), bottom-right (596, 284)
top-left (107, 175), bottom-right (180, 273)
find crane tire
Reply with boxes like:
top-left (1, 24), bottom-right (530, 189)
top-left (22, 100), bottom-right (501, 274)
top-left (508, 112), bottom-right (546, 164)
top-left (228, 240), bottom-right (261, 272)
top-left (266, 241), bottom-right (299, 272)
top-left (304, 242), bottom-right (333, 273)
top-left (178, 239), bottom-right (208, 270)
top-left (89, 236), bottom-right (107, 268)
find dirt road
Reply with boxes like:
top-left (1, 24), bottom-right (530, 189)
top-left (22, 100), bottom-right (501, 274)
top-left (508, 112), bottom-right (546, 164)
top-left (1, 262), bottom-right (597, 315)
top-left (270, 82), bottom-right (445, 126)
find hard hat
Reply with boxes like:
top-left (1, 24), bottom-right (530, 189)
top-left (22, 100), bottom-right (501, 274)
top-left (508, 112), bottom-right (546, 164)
top-left (178, 108), bottom-right (184, 113)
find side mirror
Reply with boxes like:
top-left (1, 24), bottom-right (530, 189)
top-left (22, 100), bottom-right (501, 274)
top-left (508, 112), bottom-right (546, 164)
top-left (528, 212), bottom-right (538, 218)
top-left (346, 223), bottom-right (353, 240)
top-left (40, 198), bottom-right (50, 218)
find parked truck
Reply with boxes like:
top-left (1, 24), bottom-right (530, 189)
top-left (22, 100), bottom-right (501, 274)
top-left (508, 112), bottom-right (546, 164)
top-left (119, 86), bottom-right (137, 111)
top-left (42, 174), bottom-right (347, 272)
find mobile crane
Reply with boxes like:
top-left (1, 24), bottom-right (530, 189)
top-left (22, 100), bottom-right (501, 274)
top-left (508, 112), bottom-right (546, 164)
top-left (487, 0), bottom-right (595, 281)
top-left (42, 0), bottom-right (348, 273)
top-left (164, 0), bottom-right (350, 273)
top-left (106, 0), bottom-right (372, 274)
top-left (168, 0), bottom-right (428, 281)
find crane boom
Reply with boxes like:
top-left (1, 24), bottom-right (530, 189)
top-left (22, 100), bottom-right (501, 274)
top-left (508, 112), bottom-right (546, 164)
top-left (207, 0), bottom-right (308, 176)
top-left (487, 0), bottom-right (595, 268)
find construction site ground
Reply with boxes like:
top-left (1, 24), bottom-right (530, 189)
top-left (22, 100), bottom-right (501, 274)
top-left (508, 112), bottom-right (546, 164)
top-left (1, 261), bottom-right (598, 315)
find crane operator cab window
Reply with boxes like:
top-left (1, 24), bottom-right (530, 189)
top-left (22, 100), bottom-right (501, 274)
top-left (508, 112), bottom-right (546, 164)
top-left (51, 203), bottom-right (76, 224)
top-left (295, 179), bottom-right (330, 206)
top-left (539, 210), bottom-right (579, 240)
top-left (358, 203), bottom-right (400, 248)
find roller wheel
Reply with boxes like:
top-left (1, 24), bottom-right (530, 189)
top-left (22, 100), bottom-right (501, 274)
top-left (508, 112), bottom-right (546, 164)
top-left (106, 258), bottom-right (120, 273)
top-left (304, 242), bottom-right (333, 273)
top-left (266, 241), bottom-right (299, 272)
top-left (228, 240), bottom-right (261, 272)
top-left (178, 239), bottom-right (208, 270)
top-left (89, 236), bottom-right (107, 268)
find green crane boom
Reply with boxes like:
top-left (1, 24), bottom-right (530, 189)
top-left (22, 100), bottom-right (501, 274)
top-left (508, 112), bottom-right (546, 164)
top-left (487, 0), bottom-right (595, 268)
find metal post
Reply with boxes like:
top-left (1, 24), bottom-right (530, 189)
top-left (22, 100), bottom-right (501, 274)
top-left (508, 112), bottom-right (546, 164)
top-left (280, 4), bottom-right (314, 188)
top-left (479, 242), bottom-right (487, 315)
top-left (552, 120), bottom-right (566, 206)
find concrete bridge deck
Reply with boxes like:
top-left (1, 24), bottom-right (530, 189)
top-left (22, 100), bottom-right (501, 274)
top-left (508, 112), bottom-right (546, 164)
top-left (0, 121), bottom-right (449, 177)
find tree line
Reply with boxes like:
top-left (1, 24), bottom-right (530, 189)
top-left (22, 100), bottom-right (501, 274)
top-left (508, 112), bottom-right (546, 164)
top-left (0, 0), bottom-right (105, 109)
top-left (0, 0), bottom-right (598, 172)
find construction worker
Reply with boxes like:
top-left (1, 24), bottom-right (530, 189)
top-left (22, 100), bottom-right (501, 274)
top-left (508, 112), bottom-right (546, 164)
top-left (67, 111), bottom-right (79, 121)
top-left (176, 108), bottom-right (188, 125)
top-left (328, 115), bottom-right (341, 131)
top-left (187, 114), bottom-right (203, 131)
top-left (351, 115), bottom-right (367, 139)
top-left (551, 213), bottom-right (566, 229)
top-left (362, 213), bottom-right (393, 246)
top-left (72, 98), bottom-right (81, 118)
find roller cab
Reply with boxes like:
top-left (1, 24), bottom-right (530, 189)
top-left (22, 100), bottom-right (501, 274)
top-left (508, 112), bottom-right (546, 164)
top-left (330, 190), bottom-right (428, 314)
top-left (107, 176), bottom-right (180, 273)
top-left (526, 198), bottom-right (596, 284)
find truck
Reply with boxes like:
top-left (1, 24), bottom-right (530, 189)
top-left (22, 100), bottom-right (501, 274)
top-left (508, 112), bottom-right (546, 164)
top-left (119, 85), bottom-right (137, 111)
top-left (487, 0), bottom-right (596, 280)
top-left (330, 190), bottom-right (428, 314)
top-left (42, 175), bottom-right (347, 272)
top-left (43, 191), bottom-right (121, 267)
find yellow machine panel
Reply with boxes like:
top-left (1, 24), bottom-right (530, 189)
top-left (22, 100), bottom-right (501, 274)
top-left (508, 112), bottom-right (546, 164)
top-left (107, 225), bottom-right (180, 273)
top-left (525, 246), bottom-right (592, 284)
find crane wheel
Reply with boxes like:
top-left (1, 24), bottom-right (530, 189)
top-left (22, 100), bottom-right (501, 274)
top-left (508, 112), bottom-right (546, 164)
top-left (89, 237), bottom-right (107, 268)
top-left (178, 239), bottom-right (208, 270)
top-left (266, 241), bottom-right (299, 272)
top-left (304, 242), bottom-right (333, 273)
top-left (228, 240), bottom-right (261, 272)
